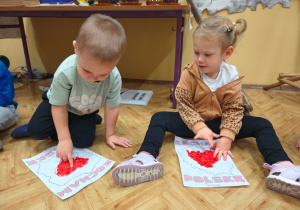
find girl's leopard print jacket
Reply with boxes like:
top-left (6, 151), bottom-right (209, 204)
top-left (175, 63), bottom-right (244, 141)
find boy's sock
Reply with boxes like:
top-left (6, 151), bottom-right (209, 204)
top-left (11, 124), bottom-right (29, 139)
top-left (96, 114), bottom-right (102, 124)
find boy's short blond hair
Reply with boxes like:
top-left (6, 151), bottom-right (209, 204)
top-left (76, 14), bottom-right (126, 63)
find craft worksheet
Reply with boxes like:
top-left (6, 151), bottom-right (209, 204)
top-left (22, 146), bottom-right (115, 200)
top-left (120, 90), bottom-right (153, 106)
top-left (174, 136), bottom-right (249, 188)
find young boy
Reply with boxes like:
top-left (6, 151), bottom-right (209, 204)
top-left (11, 14), bottom-right (132, 166)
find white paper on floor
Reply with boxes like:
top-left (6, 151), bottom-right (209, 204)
top-left (174, 136), bottom-right (249, 188)
top-left (22, 146), bottom-right (115, 199)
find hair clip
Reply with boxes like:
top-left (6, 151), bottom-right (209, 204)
top-left (224, 23), bottom-right (230, 32)
top-left (233, 22), bottom-right (237, 26)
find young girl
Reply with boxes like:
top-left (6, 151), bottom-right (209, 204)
top-left (112, 16), bottom-right (300, 198)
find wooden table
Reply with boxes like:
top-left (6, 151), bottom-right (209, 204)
top-left (0, 5), bottom-right (190, 108)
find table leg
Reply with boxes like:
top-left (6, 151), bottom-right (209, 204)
top-left (18, 17), bottom-right (33, 79)
top-left (172, 12), bottom-right (184, 109)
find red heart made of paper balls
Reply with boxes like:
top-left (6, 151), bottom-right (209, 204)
top-left (55, 157), bottom-right (89, 176)
top-left (187, 150), bottom-right (218, 168)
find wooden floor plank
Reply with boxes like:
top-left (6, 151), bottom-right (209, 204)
top-left (216, 174), bottom-right (266, 209)
top-left (134, 196), bottom-right (169, 210)
top-left (101, 178), bottom-right (170, 209)
top-left (163, 171), bottom-right (216, 209)
top-left (17, 199), bottom-right (48, 210)
top-left (84, 178), bottom-right (113, 209)
top-left (160, 188), bottom-right (193, 210)
top-left (0, 178), bottom-right (44, 203)
top-left (45, 195), bottom-right (70, 210)
top-left (13, 140), bottom-right (36, 185)
top-left (0, 143), bottom-right (15, 190)
top-left (245, 190), bottom-right (282, 210)
top-left (0, 186), bottom-right (51, 209)
top-left (67, 190), bottom-right (93, 210)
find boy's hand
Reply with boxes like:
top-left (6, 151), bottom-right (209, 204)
top-left (56, 140), bottom-right (74, 167)
top-left (194, 126), bottom-right (220, 148)
top-left (106, 135), bottom-right (132, 149)
top-left (211, 136), bottom-right (234, 161)
top-left (296, 139), bottom-right (300, 150)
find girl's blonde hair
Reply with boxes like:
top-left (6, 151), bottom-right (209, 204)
top-left (194, 16), bottom-right (247, 52)
top-left (76, 14), bottom-right (126, 63)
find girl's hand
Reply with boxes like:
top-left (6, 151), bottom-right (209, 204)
top-left (194, 126), bottom-right (220, 148)
top-left (212, 136), bottom-right (234, 161)
top-left (106, 135), bottom-right (132, 149)
top-left (56, 139), bottom-right (74, 167)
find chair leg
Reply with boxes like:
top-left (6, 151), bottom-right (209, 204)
top-left (263, 81), bottom-right (284, 90)
top-left (244, 109), bottom-right (251, 116)
top-left (279, 77), bottom-right (300, 89)
top-left (264, 74), bottom-right (300, 90)
top-left (241, 89), bottom-right (253, 111)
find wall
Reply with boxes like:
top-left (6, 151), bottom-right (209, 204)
top-left (0, 0), bottom-right (299, 84)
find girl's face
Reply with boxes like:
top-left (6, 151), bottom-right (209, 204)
top-left (193, 37), bottom-right (233, 79)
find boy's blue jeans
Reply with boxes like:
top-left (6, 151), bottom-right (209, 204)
top-left (27, 92), bottom-right (98, 148)
top-left (138, 111), bottom-right (292, 165)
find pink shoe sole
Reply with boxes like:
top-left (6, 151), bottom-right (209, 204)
top-left (264, 163), bottom-right (300, 199)
top-left (112, 162), bottom-right (164, 187)
top-left (265, 175), bottom-right (300, 199)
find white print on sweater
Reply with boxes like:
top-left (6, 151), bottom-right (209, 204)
top-left (69, 94), bottom-right (102, 115)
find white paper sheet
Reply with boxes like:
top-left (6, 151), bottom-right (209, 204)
top-left (174, 136), bottom-right (249, 188)
top-left (22, 146), bottom-right (115, 199)
top-left (120, 90), bottom-right (153, 106)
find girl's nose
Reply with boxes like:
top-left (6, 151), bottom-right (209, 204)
top-left (198, 55), bottom-right (204, 63)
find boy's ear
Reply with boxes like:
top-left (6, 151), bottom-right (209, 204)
top-left (224, 46), bottom-right (234, 59)
top-left (73, 40), bottom-right (77, 54)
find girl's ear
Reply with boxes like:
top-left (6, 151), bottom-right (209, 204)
top-left (73, 40), bottom-right (77, 54)
top-left (224, 46), bottom-right (234, 60)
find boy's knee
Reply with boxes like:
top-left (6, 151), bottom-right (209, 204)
top-left (71, 134), bottom-right (95, 148)
top-left (73, 140), bottom-right (93, 148)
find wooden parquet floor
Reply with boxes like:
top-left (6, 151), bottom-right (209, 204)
top-left (0, 80), bottom-right (300, 209)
